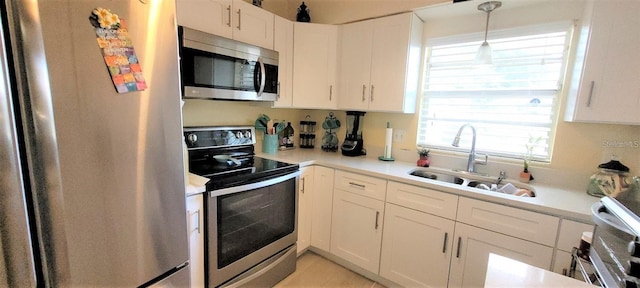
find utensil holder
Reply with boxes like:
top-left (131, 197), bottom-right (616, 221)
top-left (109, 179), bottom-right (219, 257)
top-left (262, 134), bottom-right (278, 154)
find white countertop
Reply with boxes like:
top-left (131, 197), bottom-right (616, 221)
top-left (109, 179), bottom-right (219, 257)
top-left (186, 173), bottom-right (207, 196)
top-left (255, 148), bottom-right (600, 222)
top-left (485, 253), bottom-right (594, 287)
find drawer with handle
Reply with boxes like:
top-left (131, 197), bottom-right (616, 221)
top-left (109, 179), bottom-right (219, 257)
top-left (334, 170), bottom-right (387, 201)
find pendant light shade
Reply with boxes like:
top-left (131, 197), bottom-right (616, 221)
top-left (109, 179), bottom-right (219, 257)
top-left (475, 1), bottom-right (501, 65)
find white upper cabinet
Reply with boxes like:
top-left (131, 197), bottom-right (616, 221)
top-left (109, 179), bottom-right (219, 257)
top-left (232, 0), bottom-right (274, 49)
top-left (338, 12), bottom-right (423, 113)
top-left (565, 0), bottom-right (640, 125)
top-left (177, 0), bottom-right (233, 39)
top-left (272, 16), bottom-right (294, 108)
top-left (292, 23), bottom-right (339, 109)
top-left (338, 20), bottom-right (373, 111)
top-left (176, 0), bottom-right (274, 49)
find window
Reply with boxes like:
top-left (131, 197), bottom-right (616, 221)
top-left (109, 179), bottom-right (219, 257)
top-left (417, 23), bottom-right (573, 161)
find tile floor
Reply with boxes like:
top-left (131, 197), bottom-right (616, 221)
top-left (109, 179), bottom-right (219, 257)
top-left (274, 252), bottom-right (386, 288)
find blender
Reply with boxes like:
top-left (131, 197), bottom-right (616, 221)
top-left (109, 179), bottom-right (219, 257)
top-left (341, 111), bottom-right (366, 156)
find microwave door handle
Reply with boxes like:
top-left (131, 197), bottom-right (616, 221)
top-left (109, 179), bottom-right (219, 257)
top-left (255, 58), bottom-right (266, 97)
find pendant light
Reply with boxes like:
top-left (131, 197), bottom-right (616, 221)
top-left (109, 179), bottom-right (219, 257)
top-left (475, 1), bottom-right (502, 65)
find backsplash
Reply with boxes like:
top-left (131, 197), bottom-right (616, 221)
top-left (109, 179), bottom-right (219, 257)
top-left (183, 99), bottom-right (640, 193)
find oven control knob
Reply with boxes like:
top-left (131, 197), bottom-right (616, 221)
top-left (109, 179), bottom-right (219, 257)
top-left (630, 241), bottom-right (640, 258)
top-left (186, 133), bottom-right (198, 145)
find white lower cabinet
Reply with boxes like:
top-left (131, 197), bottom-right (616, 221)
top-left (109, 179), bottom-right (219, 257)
top-left (297, 167), bottom-right (314, 254)
top-left (310, 166), bottom-right (334, 251)
top-left (330, 189), bottom-right (385, 274)
top-left (186, 194), bottom-right (204, 287)
top-left (379, 203), bottom-right (455, 287)
top-left (448, 223), bottom-right (554, 288)
top-left (305, 171), bottom-right (579, 288)
top-left (552, 219), bottom-right (594, 277)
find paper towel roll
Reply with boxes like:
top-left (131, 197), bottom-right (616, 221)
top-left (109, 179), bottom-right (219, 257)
top-left (384, 127), bottom-right (393, 159)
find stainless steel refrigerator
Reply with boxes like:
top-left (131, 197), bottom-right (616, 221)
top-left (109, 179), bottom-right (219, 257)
top-left (1, 0), bottom-right (189, 287)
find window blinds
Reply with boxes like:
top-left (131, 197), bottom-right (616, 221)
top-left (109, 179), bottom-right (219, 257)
top-left (418, 24), bottom-right (572, 161)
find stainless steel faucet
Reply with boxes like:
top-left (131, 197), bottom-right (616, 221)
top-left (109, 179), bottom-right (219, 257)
top-left (452, 124), bottom-right (487, 173)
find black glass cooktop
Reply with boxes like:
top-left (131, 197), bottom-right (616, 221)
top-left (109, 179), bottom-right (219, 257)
top-left (189, 153), bottom-right (298, 191)
top-left (184, 126), bottom-right (299, 191)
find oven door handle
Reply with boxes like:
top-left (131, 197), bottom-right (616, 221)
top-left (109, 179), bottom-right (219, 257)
top-left (210, 171), bottom-right (301, 197)
top-left (591, 201), bottom-right (633, 234)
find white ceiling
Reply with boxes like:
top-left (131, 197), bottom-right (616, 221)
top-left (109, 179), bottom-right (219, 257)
top-left (414, 0), bottom-right (556, 21)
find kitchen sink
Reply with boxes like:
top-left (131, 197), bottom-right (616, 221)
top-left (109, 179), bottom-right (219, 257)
top-left (408, 168), bottom-right (536, 197)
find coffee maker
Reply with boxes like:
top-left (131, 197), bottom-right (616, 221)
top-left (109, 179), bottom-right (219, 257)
top-left (341, 111), bottom-right (366, 156)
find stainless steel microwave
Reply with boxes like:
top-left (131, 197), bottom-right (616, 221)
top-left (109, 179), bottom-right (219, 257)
top-left (178, 26), bottom-right (278, 101)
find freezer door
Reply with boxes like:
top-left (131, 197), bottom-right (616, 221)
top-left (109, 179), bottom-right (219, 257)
top-left (8, 0), bottom-right (189, 286)
top-left (0, 8), bottom-right (37, 287)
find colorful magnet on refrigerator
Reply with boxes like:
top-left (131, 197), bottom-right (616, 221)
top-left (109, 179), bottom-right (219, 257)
top-left (89, 7), bottom-right (147, 93)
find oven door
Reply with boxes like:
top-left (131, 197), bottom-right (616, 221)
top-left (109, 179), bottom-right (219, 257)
top-left (207, 172), bottom-right (299, 287)
top-left (591, 201), bottom-right (639, 288)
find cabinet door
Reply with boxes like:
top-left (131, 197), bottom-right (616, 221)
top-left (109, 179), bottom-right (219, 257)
top-left (272, 16), bottom-right (293, 108)
top-left (566, 0), bottom-right (640, 124)
top-left (338, 20), bottom-right (373, 111)
top-left (333, 170), bottom-right (387, 201)
top-left (330, 190), bottom-right (385, 274)
top-left (556, 219), bottom-right (594, 253)
top-left (176, 0), bottom-right (232, 38)
top-left (297, 167), bottom-right (314, 254)
top-left (186, 194), bottom-right (205, 287)
top-left (457, 197), bottom-right (559, 247)
top-left (449, 223), bottom-right (554, 288)
top-left (292, 23), bottom-right (338, 109)
top-left (232, 0), bottom-right (274, 49)
top-left (380, 203), bottom-right (454, 287)
top-left (386, 181), bottom-right (458, 220)
top-left (310, 166), bottom-right (334, 251)
top-left (368, 12), bottom-right (422, 113)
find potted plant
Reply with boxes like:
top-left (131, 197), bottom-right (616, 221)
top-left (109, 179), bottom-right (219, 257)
top-left (520, 136), bottom-right (541, 183)
top-left (417, 147), bottom-right (431, 167)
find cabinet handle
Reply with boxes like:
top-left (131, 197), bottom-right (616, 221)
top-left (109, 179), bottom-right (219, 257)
top-left (276, 82), bottom-right (281, 99)
top-left (375, 211), bottom-right (380, 229)
top-left (370, 85), bottom-right (374, 102)
top-left (348, 182), bottom-right (365, 189)
top-left (362, 85), bottom-right (366, 102)
top-left (586, 81), bottom-right (595, 107)
top-left (456, 237), bottom-right (462, 258)
top-left (237, 9), bottom-right (241, 30)
top-left (226, 5), bottom-right (231, 27)
top-left (442, 232), bottom-right (448, 254)
top-left (189, 209), bottom-right (200, 234)
top-left (329, 85), bottom-right (333, 101)
top-left (301, 177), bottom-right (305, 193)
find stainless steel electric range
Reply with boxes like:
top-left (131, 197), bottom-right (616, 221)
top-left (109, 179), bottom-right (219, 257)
top-left (184, 126), bottom-right (299, 288)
